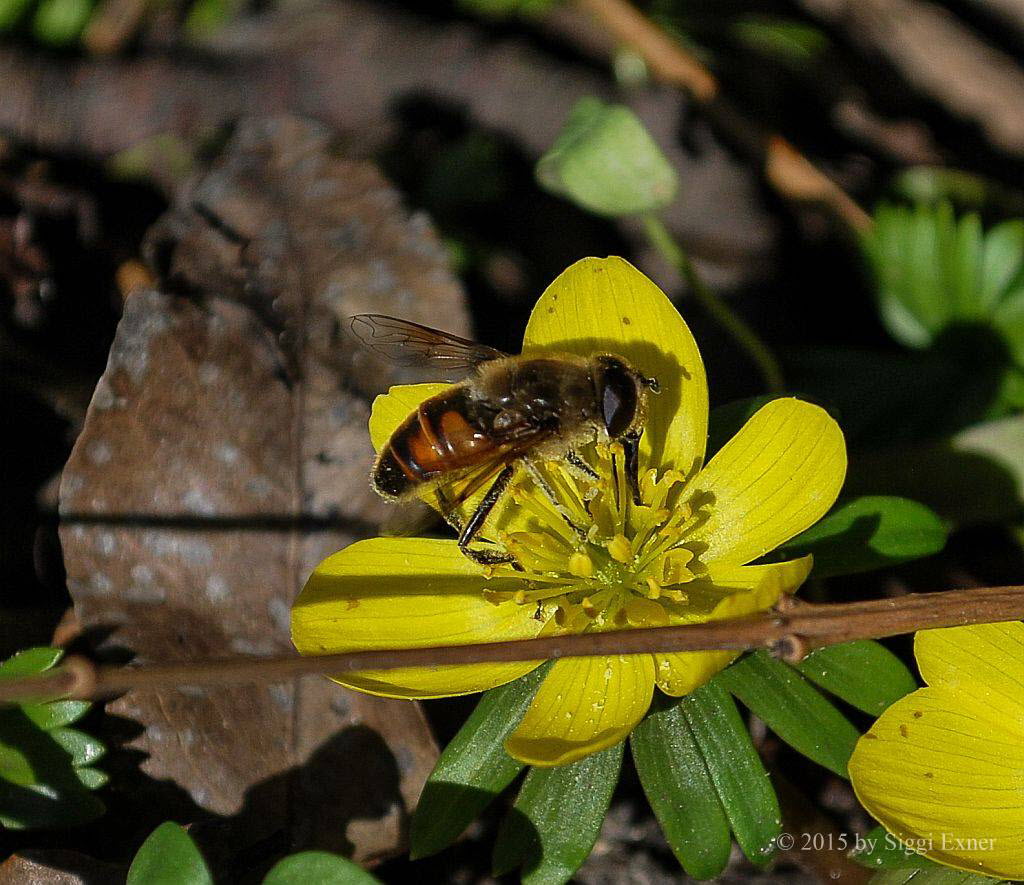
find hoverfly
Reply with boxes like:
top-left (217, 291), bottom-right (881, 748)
top-left (351, 314), bottom-right (660, 566)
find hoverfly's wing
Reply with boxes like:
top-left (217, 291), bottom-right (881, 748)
top-left (348, 314), bottom-right (507, 373)
top-left (426, 422), bottom-right (558, 525)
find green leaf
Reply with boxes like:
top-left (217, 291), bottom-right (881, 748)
top-left (20, 700), bottom-right (90, 731)
top-left (0, 648), bottom-right (63, 679)
top-left (492, 741), bottom-right (623, 884)
top-left (731, 15), bottom-right (829, 66)
top-left (537, 97), bottom-right (678, 217)
top-left (794, 641), bottom-right (917, 715)
top-left (852, 826), bottom-right (939, 870)
top-left (847, 415), bottom-right (1024, 525)
top-left (31, 0), bottom-right (92, 45)
top-left (631, 696), bottom-right (732, 878)
top-left (715, 652), bottom-right (859, 778)
top-left (127, 822), bottom-right (213, 885)
top-left (778, 495), bottom-right (947, 577)
top-left (0, 647), bottom-right (104, 829)
top-left (864, 202), bottom-right (1024, 360)
top-left (681, 682), bottom-right (780, 866)
top-left (410, 664), bottom-right (548, 859)
top-left (49, 728), bottom-right (105, 768)
top-left (263, 851), bottom-right (380, 884)
top-left (0, 0), bottom-right (34, 30)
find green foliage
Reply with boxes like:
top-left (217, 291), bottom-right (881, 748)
top-left (849, 414), bottom-right (1024, 525)
top-left (410, 664), bottom-right (549, 859)
top-left (715, 652), bottom-right (859, 778)
top-left (731, 15), bottom-right (829, 67)
top-left (864, 203), bottom-right (1024, 410)
top-left (0, 0), bottom-right (33, 29)
top-left (537, 97), bottom-right (678, 217)
top-left (456, 0), bottom-right (556, 17)
top-left (31, 0), bottom-right (90, 44)
top-left (779, 495), bottom-right (947, 577)
top-left (492, 742), bottom-right (623, 884)
top-left (794, 641), bottom-right (917, 715)
top-left (127, 822), bottom-right (213, 885)
top-left (263, 851), bottom-right (380, 884)
top-left (632, 695), bottom-right (733, 878)
top-left (678, 682), bottom-right (781, 867)
top-left (0, 647), bottom-right (105, 829)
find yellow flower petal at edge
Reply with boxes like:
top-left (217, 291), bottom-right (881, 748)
top-left (655, 556), bottom-right (813, 696)
top-left (291, 538), bottom-right (545, 699)
top-left (687, 397), bottom-right (847, 566)
top-left (506, 654), bottom-right (656, 767)
top-left (849, 622), bottom-right (1024, 879)
top-left (522, 256), bottom-right (708, 475)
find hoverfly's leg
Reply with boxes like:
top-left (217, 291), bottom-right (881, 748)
top-left (522, 459), bottom-right (587, 541)
top-left (621, 432), bottom-right (643, 506)
top-left (435, 487), bottom-right (463, 532)
top-left (565, 450), bottom-right (598, 482)
top-left (458, 464), bottom-right (519, 567)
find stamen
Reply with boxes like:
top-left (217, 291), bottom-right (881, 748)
top-left (568, 551), bottom-right (595, 578)
top-left (606, 533), bottom-right (633, 564)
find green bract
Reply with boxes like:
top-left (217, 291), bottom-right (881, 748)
top-left (536, 98), bottom-right (678, 217)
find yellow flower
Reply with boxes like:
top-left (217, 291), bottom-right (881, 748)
top-left (291, 257), bottom-right (847, 767)
top-left (849, 621), bottom-right (1024, 879)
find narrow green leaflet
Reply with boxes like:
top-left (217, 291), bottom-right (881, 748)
top-left (127, 822), bottom-right (213, 885)
top-left (680, 682), bottom-right (781, 866)
top-left (715, 652), bottom-right (859, 778)
top-left (410, 664), bottom-right (548, 859)
top-left (853, 826), bottom-right (939, 871)
top-left (0, 647), bottom-right (105, 829)
top-left (263, 851), bottom-right (380, 885)
top-left (795, 641), bottom-right (917, 715)
top-left (492, 741), bottom-right (623, 885)
top-left (631, 696), bottom-right (732, 879)
top-left (778, 496), bottom-right (946, 577)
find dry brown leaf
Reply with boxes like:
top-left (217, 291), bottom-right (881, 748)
top-left (57, 116), bottom-right (467, 865)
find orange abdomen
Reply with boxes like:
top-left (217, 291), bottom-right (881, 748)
top-left (373, 388), bottom-right (498, 498)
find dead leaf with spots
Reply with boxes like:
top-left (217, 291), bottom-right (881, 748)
top-left (57, 116), bottom-right (467, 866)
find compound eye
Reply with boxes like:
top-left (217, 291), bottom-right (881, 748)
top-left (601, 365), bottom-right (637, 438)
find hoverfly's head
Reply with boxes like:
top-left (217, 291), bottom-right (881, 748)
top-left (592, 355), bottom-right (659, 442)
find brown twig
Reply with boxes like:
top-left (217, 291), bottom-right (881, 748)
top-left (1, 585), bottom-right (1021, 704)
top-left (574, 0), bottom-right (874, 232)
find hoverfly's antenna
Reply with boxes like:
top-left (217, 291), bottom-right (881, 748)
top-left (645, 376), bottom-right (661, 394)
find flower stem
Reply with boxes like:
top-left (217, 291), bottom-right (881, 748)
top-left (2, 584), bottom-right (1022, 703)
top-left (641, 214), bottom-right (785, 394)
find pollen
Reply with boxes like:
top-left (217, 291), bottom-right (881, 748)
top-left (482, 448), bottom-right (708, 636)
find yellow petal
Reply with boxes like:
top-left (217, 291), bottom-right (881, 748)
top-left (849, 685), bottom-right (1024, 878)
top-left (505, 654), bottom-right (655, 766)
top-left (291, 538), bottom-right (544, 699)
top-left (654, 556), bottom-right (811, 696)
top-left (915, 621), bottom-right (1024, 723)
top-left (368, 383), bottom-right (450, 453)
top-left (688, 398), bottom-right (846, 566)
top-left (522, 257), bottom-right (708, 477)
